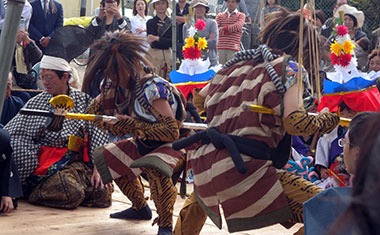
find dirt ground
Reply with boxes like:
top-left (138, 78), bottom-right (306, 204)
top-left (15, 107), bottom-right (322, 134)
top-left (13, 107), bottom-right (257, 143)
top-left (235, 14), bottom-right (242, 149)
top-left (1, 183), bottom-right (303, 235)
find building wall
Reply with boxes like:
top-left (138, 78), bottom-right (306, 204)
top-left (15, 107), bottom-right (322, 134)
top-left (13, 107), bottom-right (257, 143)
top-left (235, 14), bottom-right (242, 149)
top-left (59, 0), bottom-right (98, 18)
top-left (59, 0), bottom-right (135, 18)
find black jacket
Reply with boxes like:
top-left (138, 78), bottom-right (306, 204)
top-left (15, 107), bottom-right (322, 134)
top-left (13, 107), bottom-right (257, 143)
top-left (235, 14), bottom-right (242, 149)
top-left (0, 129), bottom-right (23, 198)
top-left (87, 15), bottom-right (131, 41)
top-left (146, 15), bottom-right (172, 49)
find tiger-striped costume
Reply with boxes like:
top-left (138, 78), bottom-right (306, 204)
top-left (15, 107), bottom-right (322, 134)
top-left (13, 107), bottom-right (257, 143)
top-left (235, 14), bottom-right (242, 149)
top-left (93, 75), bottom-right (186, 229)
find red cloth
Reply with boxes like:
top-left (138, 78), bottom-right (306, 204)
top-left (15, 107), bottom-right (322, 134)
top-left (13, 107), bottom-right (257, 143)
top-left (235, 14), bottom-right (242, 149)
top-left (83, 132), bottom-right (90, 163)
top-left (34, 146), bottom-right (68, 175)
top-left (318, 87), bottom-right (380, 112)
top-left (175, 82), bottom-right (208, 99)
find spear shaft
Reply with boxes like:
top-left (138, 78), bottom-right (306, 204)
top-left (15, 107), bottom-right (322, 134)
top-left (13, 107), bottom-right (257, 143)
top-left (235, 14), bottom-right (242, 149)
top-left (0, 0), bottom-right (25, 114)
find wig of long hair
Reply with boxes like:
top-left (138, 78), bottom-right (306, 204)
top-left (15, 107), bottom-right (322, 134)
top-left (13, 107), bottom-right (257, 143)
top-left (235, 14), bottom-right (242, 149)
top-left (259, 7), bottom-right (319, 73)
top-left (82, 30), bottom-right (153, 92)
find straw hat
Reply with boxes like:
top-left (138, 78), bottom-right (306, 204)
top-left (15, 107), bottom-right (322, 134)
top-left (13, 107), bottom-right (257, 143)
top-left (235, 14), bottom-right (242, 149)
top-left (334, 4), bottom-right (364, 28)
top-left (190, 0), bottom-right (209, 12)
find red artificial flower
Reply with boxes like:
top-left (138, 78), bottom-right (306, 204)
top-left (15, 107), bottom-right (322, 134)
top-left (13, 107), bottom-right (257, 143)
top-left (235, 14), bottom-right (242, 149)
top-left (194, 19), bottom-right (206, 31)
top-left (330, 53), bottom-right (352, 67)
top-left (338, 53), bottom-right (352, 67)
top-left (330, 53), bottom-right (339, 65)
top-left (336, 25), bottom-right (348, 36)
top-left (183, 47), bottom-right (202, 60)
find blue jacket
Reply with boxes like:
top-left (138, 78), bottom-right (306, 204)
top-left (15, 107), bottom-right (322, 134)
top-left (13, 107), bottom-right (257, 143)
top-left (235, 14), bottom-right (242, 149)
top-left (28, 0), bottom-right (63, 46)
top-left (1, 95), bottom-right (25, 126)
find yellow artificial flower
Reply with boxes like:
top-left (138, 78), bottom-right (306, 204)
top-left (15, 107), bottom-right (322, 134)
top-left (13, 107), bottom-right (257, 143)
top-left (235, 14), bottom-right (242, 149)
top-left (185, 37), bottom-right (195, 48)
top-left (343, 40), bottom-right (355, 54)
top-left (197, 37), bottom-right (208, 50)
top-left (330, 42), bottom-right (342, 56)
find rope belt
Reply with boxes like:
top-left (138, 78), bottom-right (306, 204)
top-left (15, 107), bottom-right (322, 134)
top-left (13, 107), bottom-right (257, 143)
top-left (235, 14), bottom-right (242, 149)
top-left (173, 127), bottom-right (274, 174)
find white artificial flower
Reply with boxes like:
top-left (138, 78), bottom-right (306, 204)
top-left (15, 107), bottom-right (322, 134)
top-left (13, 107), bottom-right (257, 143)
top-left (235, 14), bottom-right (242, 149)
top-left (188, 26), bottom-right (197, 37)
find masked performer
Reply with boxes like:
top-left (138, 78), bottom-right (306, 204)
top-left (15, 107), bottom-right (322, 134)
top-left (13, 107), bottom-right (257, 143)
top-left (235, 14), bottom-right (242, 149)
top-left (173, 8), bottom-right (340, 234)
top-left (84, 31), bottom-right (186, 235)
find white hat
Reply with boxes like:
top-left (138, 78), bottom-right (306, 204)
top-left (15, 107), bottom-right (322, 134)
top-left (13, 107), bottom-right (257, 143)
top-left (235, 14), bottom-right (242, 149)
top-left (149, 0), bottom-right (171, 16)
top-left (334, 4), bottom-right (364, 28)
top-left (190, 0), bottom-right (209, 12)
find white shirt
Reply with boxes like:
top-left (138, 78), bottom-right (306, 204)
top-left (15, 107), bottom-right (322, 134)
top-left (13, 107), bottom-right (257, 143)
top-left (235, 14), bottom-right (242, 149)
top-left (40, 0), bottom-right (50, 7)
top-left (0, 0), bottom-right (6, 30)
top-left (130, 14), bottom-right (152, 37)
top-left (22, 0), bottom-right (32, 29)
top-left (40, 0), bottom-right (50, 13)
top-left (224, 8), bottom-right (239, 18)
top-left (0, 0), bottom-right (32, 30)
top-left (315, 126), bottom-right (339, 168)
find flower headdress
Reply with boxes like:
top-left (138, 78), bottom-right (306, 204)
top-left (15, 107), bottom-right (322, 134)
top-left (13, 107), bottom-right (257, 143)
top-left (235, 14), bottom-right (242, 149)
top-left (329, 24), bottom-right (356, 68)
top-left (182, 19), bottom-right (208, 60)
top-left (170, 18), bottom-right (215, 98)
top-left (328, 9), bottom-right (359, 79)
top-left (317, 11), bottom-right (380, 113)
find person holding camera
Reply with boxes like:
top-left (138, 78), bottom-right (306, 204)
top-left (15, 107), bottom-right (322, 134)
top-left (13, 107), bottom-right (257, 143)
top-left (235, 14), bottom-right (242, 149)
top-left (88, 0), bottom-right (131, 42)
top-left (12, 29), bottom-right (43, 90)
top-left (84, 0), bottom-right (131, 98)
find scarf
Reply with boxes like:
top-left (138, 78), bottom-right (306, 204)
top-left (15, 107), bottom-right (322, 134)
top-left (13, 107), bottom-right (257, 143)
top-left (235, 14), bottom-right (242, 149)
top-left (15, 44), bottom-right (28, 74)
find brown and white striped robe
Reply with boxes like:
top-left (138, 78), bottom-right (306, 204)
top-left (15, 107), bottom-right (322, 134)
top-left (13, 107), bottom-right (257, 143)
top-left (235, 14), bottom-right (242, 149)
top-left (189, 56), bottom-right (294, 232)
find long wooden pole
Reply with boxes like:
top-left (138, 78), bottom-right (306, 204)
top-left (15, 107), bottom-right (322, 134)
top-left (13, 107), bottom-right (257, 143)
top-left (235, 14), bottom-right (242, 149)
top-left (242, 103), bottom-right (351, 127)
top-left (297, 0), bottom-right (305, 111)
top-left (171, 0), bottom-right (177, 72)
top-left (0, 0), bottom-right (25, 114)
